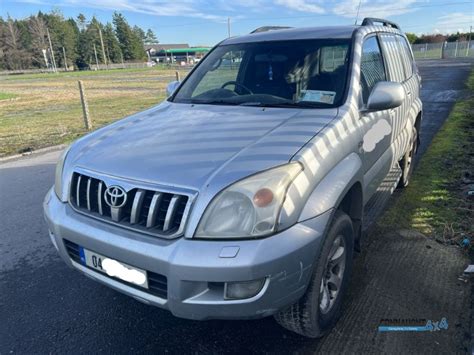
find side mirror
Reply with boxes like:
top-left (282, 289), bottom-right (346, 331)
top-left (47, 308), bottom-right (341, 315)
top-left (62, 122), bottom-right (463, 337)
top-left (166, 81), bottom-right (180, 97)
top-left (365, 81), bottom-right (405, 111)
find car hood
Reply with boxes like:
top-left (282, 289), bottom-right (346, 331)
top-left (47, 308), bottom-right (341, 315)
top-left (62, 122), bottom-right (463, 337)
top-left (68, 101), bottom-right (337, 192)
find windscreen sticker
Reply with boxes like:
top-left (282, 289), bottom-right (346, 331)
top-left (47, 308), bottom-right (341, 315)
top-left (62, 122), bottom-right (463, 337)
top-left (299, 90), bottom-right (336, 104)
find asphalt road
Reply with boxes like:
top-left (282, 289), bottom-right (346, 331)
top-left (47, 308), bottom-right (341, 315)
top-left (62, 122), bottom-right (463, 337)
top-left (1, 59), bottom-right (473, 354)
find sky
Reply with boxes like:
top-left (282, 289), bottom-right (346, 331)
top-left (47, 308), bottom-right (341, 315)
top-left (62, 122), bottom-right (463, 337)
top-left (1, 0), bottom-right (473, 46)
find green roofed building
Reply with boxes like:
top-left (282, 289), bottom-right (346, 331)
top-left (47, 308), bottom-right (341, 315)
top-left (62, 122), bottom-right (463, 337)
top-left (145, 43), bottom-right (212, 64)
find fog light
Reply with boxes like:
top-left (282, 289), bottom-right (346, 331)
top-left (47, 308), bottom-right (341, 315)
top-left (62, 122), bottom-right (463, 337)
top-left (224, 278), bottom-right (266, 300)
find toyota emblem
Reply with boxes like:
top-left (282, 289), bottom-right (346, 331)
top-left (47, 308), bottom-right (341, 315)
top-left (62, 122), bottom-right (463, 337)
top-left (104, 185), bottom-right (127, 208)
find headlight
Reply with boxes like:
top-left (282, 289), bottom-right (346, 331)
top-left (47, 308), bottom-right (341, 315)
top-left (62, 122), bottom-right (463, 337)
top-left (54, 146), bottom-right (70, 201)
top-left (195, 163), bottom-right (303, 239)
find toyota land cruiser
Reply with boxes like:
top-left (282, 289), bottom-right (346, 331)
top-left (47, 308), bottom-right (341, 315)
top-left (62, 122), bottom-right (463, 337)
top-left (44, 18), bottom-right (422, 337)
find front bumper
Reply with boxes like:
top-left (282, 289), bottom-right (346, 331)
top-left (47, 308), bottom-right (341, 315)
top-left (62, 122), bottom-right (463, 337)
top-left (43, 188), bottom-right (331, 320)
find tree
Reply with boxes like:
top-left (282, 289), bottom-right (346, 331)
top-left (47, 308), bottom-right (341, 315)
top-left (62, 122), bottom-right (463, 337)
top-left (41, 11), bottom-right (79, 69)
top-left (76, 16), bottom-right (103, 69)
top-left (103, 22), bottom-right (122, 63)
top-left (0, 16), bottom-right (31, 70)
top-left (405, 32), bottom-right (418, 44)
top-left (113, 12), bottom-right (145, 61)
top-left (144, 29), bottom-right (158, 44)
top-left (414, 34), bottom-right (446, 44)
top-left (133, 25), bottom-right (145, 42)
top-left (76, 13), bottom-right (86, 31)
top-left (28, 14), bottom-right (49, 68)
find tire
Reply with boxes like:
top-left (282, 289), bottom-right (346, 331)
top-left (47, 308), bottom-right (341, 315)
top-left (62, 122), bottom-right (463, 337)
top-left (398, 127), bottom-right (418, 188)
top-left (274, 210), bottom-right (354, 338)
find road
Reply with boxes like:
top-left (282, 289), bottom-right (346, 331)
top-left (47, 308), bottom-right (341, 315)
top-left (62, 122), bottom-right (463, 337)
top-left (1, 59), bottom-right (472, 354)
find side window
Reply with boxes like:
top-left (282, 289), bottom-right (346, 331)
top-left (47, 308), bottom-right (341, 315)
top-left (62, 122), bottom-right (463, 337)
top-left (320, 45), bottom-right (348, 72)
top-left (360, 36), bottom-right (387, 104)
top-left (379, 34), bottom-right (405, 83)
top-left (396, 35), bottom-right (413, 78)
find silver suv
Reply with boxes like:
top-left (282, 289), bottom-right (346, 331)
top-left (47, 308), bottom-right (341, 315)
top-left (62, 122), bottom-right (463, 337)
top-left (44, 18), bottom-right (421, 337)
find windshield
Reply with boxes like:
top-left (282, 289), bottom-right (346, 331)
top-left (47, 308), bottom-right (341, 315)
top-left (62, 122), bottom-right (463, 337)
top-left (172, 39), bottom-right (351, 108)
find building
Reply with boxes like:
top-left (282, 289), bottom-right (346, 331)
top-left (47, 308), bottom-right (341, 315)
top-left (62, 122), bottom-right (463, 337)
top-left (144, 43), bottom-right (211, 64)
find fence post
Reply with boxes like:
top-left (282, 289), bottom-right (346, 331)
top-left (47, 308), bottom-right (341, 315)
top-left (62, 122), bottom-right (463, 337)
top-left (175, 71), bottom-right (181, 82)
top-left (78, 81), bottom-right (92, 130)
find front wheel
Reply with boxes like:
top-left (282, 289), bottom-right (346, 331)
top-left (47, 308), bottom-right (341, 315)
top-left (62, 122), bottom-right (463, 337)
top-left (274, 210), bottom-right (354, 338)
top-left (398, 127), bottom-right (418, 188)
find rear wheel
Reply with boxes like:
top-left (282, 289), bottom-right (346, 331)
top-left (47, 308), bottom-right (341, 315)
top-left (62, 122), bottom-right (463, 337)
top-left (398, 127), bottom-right (418, 188)
top-left (274, 210), bottom-right (354, 338)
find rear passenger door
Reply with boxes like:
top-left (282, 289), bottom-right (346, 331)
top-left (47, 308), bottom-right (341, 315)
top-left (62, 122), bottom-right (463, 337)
top-left (378, 34), bottom-right (417, 160)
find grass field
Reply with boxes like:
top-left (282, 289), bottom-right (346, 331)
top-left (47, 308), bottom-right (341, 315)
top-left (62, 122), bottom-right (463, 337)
top-left (0, 67), bottom-right (188, 157)
top-left (378, 70), bottom-right (473, 247)
top-left (0, 92), bottom-right (17, 100)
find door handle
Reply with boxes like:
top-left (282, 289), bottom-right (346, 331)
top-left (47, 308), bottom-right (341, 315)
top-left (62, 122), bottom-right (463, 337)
top-left (407, 91), bottom-right (412, 96)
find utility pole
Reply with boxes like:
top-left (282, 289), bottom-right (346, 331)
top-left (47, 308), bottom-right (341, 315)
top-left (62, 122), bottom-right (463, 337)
top-left (93, 44), bottom-right (100, 70)
top-left (467, 25), bottom-right (472, 57)
top-left (41, 49), bottom-right (49, 68)
top-left (46, 27), bottom-right (57, 72)
top-left (97, 25), bottom-right (108, 68)
top-left (62, 47), bottom-right (68, 71)
top-left (227, 17), bottom-right (231, 38)
top-left (354, 0), bottom-right (362, 25)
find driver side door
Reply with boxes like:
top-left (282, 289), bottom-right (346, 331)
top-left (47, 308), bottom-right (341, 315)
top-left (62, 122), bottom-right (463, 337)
top-left (358, 35), bottom-right (394, 203)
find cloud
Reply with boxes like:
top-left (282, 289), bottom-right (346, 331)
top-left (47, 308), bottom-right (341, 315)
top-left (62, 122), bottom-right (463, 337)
top-left (333, 0), bottom-right (418, 19)
top-left (433, 12), bottom-right (473, 33)
top-left (17, 0), bottom-right (229, 21)
top-left (275, 0), bottom-right (325, 14)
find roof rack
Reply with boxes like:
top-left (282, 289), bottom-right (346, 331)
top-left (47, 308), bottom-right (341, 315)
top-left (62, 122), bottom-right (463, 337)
top-left (361, 17), bottom-right (400, 30)
top-left (250, 26), bottom-right (293, 34)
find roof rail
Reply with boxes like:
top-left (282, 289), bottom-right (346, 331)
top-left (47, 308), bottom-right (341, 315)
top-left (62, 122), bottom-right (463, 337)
top-left (250, 26), bottom-right (293, 34)
top-left (361, 17), bottom-right (400, 30)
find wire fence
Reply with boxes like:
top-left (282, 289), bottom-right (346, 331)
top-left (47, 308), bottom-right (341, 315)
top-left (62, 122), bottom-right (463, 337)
top-left (412, 41), bottom-right (474, 59)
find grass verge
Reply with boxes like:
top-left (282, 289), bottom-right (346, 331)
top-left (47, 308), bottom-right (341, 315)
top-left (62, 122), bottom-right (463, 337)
top-left (377, 70), bottom-right (473, 247)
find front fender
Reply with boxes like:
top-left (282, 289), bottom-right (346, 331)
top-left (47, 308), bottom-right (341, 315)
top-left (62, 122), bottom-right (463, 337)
top-left (298, 153), bottom-right (363, 222)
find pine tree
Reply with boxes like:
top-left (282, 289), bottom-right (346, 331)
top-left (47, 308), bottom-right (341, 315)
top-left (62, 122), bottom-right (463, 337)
top-left (133, 25), bottom-right (145, 42)
top-left (103, 23), bottom-right (122, 63)
top-left (113, 12), bottom-right (145, 61)
top-left (38, 10), bottom-right (80, 70)
top-left (76, 16), bottom-right (103, 68)
top-left (76, 14), bottom-right (86, 31)
top-left (0, 16), bottom-right (31, 69)
top-left (144, 29), bottom-right (158, 44)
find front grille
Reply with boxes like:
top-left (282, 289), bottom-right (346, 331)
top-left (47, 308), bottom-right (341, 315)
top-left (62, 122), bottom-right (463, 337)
top-left (64, 239), bottom-right (168, 299)
top-left (69, 172), bottom-right (190, 238)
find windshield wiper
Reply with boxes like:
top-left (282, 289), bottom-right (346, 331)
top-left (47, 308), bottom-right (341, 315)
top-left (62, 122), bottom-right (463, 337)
top-left (238, 101), bottom-right (326, 108)
top-left (189, 99), bottom-right (238, 105)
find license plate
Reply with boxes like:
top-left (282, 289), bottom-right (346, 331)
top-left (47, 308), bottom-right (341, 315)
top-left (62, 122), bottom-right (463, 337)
top-left (79, 247), bottom-right (148, 289)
